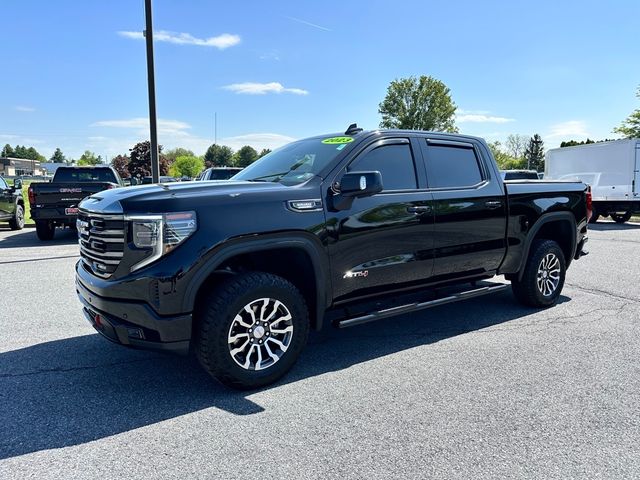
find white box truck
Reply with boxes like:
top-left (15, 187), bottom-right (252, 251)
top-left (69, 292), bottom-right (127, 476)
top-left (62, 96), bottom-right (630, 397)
top-left (545, 138), bottom-right (640, 223)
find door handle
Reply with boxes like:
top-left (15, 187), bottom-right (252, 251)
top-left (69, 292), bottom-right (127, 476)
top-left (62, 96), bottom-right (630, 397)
top-left (407, 205), bottom-right (432, 214)
top-left (485, 200), bottom-right (503, 210)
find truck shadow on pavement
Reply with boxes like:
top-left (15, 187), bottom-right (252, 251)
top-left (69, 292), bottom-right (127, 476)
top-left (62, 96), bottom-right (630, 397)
top-left (0, 227), bottom-right (78, 248)
top-left (0, 290), bottom-right (569, 460)
top-left (588, 221), bottom-right (640, 231)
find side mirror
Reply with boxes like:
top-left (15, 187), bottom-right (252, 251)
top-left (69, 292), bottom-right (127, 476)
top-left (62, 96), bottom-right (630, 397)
top-left (337, 171), bottom-right (383, 198)
top-left (330, 171), bottom-right (383, 211)
top-left (13, 178), bottom-right (23, 190)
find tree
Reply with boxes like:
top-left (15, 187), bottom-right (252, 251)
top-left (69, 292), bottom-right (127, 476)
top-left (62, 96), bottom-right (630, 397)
top-left (110, 154), bottom-right (130, 178)
top-left (1, 144), bottom-right (14, 157)
top-left (50, 147), bottom-right (66, 163)
top-left (505, 134), bottom-right (528, 160)
top-left (127, 141), bottom-right (170, 178)
top-left (77, 150), bottom-right (102, 166)
top-left (614, 85), bottom-right (640, 138)
top-left (204, 144), bottom-right (234, 167)
top-left (524, 134), bottom-right (545, 171)
top-left (258, 148), bottom-right (272, 158)
top-left (488, 141), bottom-right (526, 170)
top-left (164, 147), bottom-right (195, 164)
top-left (233, 146), bottom-right (258, 167)
top-left (169, 155), bottom-right (204, 179)
top-left (378, 75), bottom-right (458, 132)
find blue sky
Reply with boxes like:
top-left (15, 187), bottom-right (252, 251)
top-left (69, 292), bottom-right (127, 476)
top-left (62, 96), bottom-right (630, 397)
top-left (1, 0), bottom-right (639, 160)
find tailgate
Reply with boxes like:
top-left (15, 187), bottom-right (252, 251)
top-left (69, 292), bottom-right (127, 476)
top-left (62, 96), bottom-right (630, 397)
top-left (31, 182), bottom-right (115, 208)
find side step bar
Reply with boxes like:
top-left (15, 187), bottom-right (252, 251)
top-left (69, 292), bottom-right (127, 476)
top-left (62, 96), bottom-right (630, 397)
top-left (336, 284), bottom-right (509, 329)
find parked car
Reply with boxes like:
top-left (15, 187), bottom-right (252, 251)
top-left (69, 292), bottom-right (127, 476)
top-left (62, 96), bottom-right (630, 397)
top-left (0, 177), bottom-right (25, 230)
top-left (500, 169), bottom-right (540, 180)
top-left (545, 139), bottom-right (640, 223)
top-left (28, 166), bottom-right (122, 240)
top-left (76, 126), bottom-right (590, 389)
top-left (141, 176), bottom-right (178, 184)
top-left (196, 167), bottom-right (243, 181)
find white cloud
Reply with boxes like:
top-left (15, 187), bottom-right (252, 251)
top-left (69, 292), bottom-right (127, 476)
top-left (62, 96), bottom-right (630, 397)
top-left (117, 30), bottom-right (240, 49)
top-left (457, 109), bottom-right (514, 124)
top-left (223, 82), bottom-right (309, 95)
top-left (284, 16), bottom-right (331, 31)
top-left (91, 117), bottom-right (191, 136)
top-left (547, 120), bottom-right (589, 138)
top-left (90, 117), bottom-right (295, 156)
top-left (14, 106), bottom-right (35, 112)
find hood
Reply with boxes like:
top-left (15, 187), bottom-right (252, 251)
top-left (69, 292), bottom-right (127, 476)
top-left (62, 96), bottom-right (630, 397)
top-left (79, 180), bottom-right (292, 215)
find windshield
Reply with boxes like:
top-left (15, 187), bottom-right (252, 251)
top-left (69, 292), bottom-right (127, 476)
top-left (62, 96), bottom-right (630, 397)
top-left (232, 137), bottom-right (352, 185)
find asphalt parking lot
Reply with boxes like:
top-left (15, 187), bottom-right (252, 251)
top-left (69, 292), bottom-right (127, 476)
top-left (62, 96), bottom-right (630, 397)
top-left (1, 222), bottom-right (639, 479)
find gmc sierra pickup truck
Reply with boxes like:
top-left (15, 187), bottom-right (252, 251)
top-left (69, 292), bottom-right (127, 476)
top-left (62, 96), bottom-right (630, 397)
top-left (29, 166), bottom-right (122, 240)
top-left (76, 126), bottom-right (590, 389)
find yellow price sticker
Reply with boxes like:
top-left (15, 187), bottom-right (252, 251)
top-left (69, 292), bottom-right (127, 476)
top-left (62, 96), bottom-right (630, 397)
top-left (321, 136), bottom-right (354, 144)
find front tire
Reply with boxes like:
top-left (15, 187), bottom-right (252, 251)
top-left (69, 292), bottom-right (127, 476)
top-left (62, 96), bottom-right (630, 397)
top-left (196, 272), bottom-right (309, 389)
top-left (9, 204), bottom-right (25, 230)
top-left (512, 239), bottom-right (566, 308)
top-left (35, 220), bottom-right (55, 240)
top-left (610, 212), bottom-right (632, 224)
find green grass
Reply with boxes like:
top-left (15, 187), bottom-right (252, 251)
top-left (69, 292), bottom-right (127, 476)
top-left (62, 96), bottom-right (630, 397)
top-left (22, 183), bottom-right (33, 225)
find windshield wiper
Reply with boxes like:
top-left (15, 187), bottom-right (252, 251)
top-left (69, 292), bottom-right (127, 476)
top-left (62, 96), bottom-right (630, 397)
top-left (247, 171), bottom-right (290, 182)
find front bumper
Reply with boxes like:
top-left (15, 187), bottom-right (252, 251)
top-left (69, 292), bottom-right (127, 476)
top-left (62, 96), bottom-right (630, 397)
top-left (76, 263), bottom-right (192, 355)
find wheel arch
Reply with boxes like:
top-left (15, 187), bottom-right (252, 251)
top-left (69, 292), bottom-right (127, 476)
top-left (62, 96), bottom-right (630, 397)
top-left (516, 212), bottom-right (577, 280)
top-left (185, 233), bottom-right (331, 331)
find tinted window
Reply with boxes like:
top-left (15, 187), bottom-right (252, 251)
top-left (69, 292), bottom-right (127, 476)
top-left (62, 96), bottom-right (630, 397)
top-left (54, 168), bottom-right (118, 183)
top-left (0, 177), bottom-right (7, 189)
top-left (210, 169), bottom-right (241, 180)
top-left (349, 144), bottom-right (417, 191)
top-left (425, 145), bottom-right (482, 188)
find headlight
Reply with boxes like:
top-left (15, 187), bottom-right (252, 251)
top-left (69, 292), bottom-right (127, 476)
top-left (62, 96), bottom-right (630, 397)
top-left (128, 211), bottom-right (197, 271)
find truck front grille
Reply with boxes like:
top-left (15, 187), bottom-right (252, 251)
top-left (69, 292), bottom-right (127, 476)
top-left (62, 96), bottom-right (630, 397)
top-left (77, 210), bottom-right (125, 278)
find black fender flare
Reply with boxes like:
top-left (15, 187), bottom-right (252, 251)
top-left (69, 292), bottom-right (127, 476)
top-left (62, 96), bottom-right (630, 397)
top-left (516, 211), bottom-right (577, 280)
top-left (183, 233), bottom-right (332, 331)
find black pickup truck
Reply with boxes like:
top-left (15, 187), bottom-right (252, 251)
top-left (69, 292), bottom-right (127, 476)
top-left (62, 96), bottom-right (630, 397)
top-left (29, 166), bottom-right (122, 240)
top-left (76, 127), bottom-right (590, 389)
top-left (0, 177), bottom-right (25, 230)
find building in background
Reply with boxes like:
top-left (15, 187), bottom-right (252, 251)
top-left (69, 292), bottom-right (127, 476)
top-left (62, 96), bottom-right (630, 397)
top-left (0, 157), bottom-right (45, 176)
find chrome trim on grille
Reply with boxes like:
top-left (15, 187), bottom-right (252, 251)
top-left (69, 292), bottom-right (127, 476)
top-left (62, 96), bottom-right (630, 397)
top-left (77, 210), bottom-right (125, 278)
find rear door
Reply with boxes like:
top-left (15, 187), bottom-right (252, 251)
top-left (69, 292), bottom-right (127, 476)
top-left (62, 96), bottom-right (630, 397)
top-left (326, 137), bottom-right (435, 302)
top-left (420, 138), bottom-right (507, 281)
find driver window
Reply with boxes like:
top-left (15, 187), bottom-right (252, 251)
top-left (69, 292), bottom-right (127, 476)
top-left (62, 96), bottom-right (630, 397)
top-left (349, 143), bottom-right (417, 191)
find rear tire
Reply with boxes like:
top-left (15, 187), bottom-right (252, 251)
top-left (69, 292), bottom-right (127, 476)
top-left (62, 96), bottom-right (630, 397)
top-left (9, 204), bottom-right (25, 230)
top-left (610, 212), bottom-right (631, 224)
top-left (35, 220), bottom-right (55, 240)
top-left (196, 272), bottom-right (309, 390)
top-left (512, 239), bottom-right (566, 308)
top-left (588, 213), bottom-right (600, 224)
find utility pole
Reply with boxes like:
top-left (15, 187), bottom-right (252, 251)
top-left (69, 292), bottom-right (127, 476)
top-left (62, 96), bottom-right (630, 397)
top-left (144, 0), bottom-right (159, 183)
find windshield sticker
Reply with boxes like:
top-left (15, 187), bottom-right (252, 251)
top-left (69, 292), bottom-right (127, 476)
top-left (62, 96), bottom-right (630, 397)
top-left (322, 136), bottom-right (354, 144)
top-left (336, 144), bottom-right (347, 151)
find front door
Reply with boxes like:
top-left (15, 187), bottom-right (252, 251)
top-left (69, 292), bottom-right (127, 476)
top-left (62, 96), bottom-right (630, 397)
top-left (0, 177), bottom-right (13, 219)
top-left (326, 138), bottom-right (434, 302)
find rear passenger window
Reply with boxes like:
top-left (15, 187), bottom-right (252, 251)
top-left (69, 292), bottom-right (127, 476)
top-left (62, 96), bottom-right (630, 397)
top-left (349, 144), bottom-right (417, 191)
top-left (425, 144), bottom-right (483, 188)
